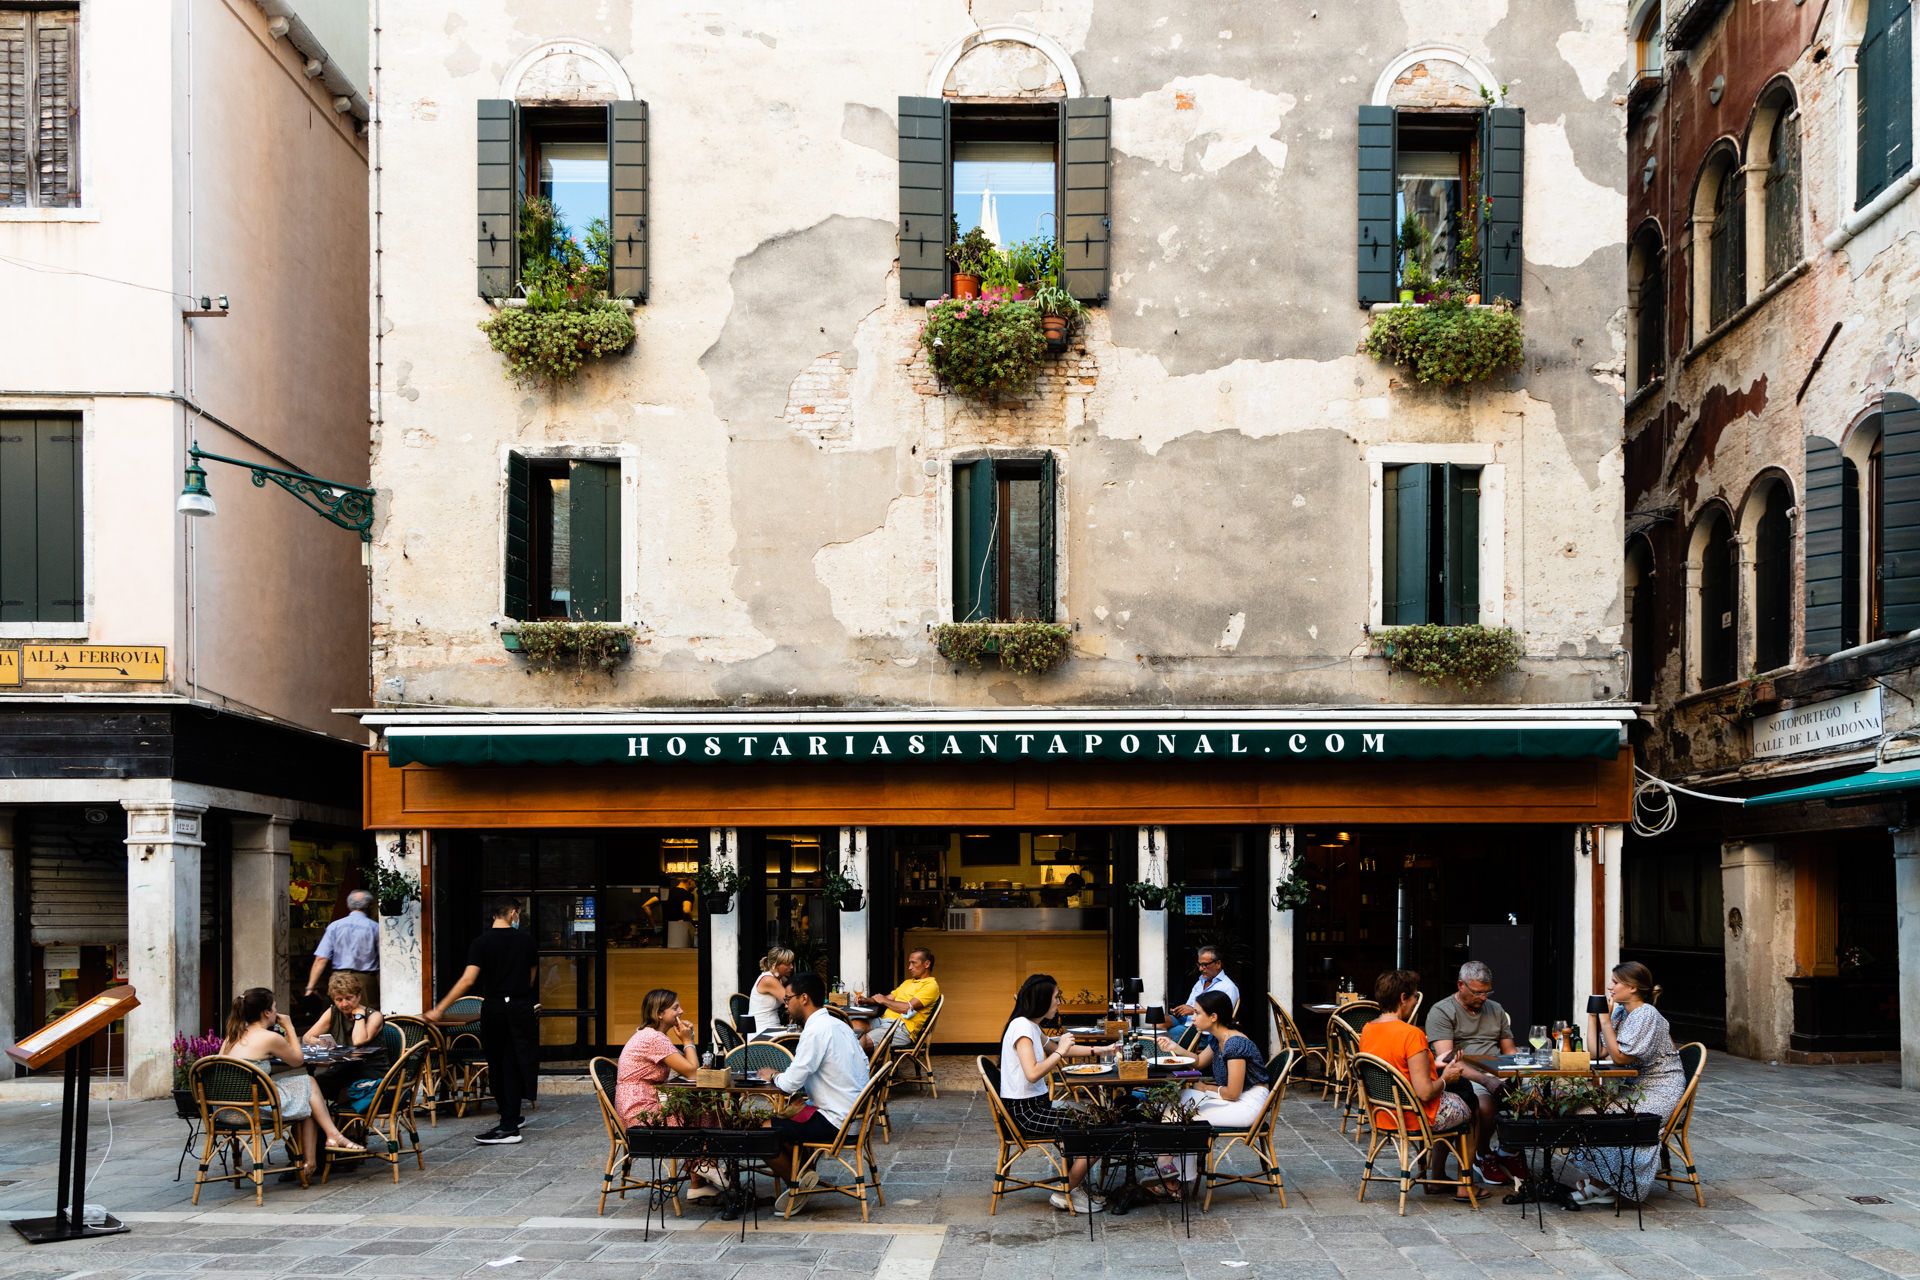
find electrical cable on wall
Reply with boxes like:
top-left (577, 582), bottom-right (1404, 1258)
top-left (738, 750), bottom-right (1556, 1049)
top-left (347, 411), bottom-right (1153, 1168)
top-left (1631, 764), bottom-right (1746, 838)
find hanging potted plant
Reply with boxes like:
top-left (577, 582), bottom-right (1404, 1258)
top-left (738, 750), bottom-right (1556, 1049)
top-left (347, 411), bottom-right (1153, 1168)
top-left (372, 863), bottom-right (422, 917)
top-left (824, 863), bottom-right (865, 913)
top-left (1271, 863), bottom-right (1314, 911)
top-left (945, 221), bottom-right (995, 299)
top-left (695, 861), bottom-right (742, 915)
top-left (1124, 880), bottom-right (1187, 913)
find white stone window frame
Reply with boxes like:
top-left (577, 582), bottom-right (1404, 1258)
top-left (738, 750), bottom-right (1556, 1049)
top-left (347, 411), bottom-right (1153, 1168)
top-left (1841, 409), bottom-right (1884, 649)
top-left (924, 26), bottom-right (1082, 98)
top-left (1744, 77), bottom-right (1805, 289)
top-left (1734, 467), bottom-right (1798, 679)
top-left (0, 0), bottom-right (95, 223)
top-left (938, 446), bottom-right (1067, 626)
top-left (0, 397), bottom-right (91, 638)
top-left (1682, 500), bottom-right (1739, 693)
top-left (1364, 443), bottom-right (1505, 630)
top-left (1827, 0), bottom-right (1920, 249)
top-left (495, 442), bottom-right (638, 627)
top-left (1369, 43), bottom-right (1506, 107)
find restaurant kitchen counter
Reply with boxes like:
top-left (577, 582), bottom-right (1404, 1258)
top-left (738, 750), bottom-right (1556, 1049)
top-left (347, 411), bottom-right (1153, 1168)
top-left (902, 927), bottom-right (1109, 1045)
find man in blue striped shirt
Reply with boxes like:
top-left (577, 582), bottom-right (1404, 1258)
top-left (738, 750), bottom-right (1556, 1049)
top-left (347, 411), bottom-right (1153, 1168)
top-left (307, 890), bottom-right (381, 1008)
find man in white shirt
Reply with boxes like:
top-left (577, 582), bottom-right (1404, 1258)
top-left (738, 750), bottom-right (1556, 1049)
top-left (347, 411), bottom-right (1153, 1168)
top-left (757, 971), bottom-right (869, 1216)
top-left (1167, 946), bottom-right (1240, 1039)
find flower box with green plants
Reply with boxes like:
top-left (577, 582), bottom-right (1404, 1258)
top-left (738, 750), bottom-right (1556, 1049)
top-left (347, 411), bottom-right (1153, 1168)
top-left (1125, 881), bottom-right (1187, 913)
top-left (932, 620), bottom-right (1071, 675)
top-left (478, 197), bottom-right (636, 387)
top-left (1369, 623), bottom-right (1523, 690)
top-left (823, 863), bottom-right (865, 913)
top-left (1367, 199), bottom-right (1522, 386)
top-left (500, 620), bottom-right (635, 674)
top-left (373, 864), bottom-right (422, 917)
top-left (694, 861), bottom-right (742, 915)
top-left (923, 234), bottom-right (1082, 396)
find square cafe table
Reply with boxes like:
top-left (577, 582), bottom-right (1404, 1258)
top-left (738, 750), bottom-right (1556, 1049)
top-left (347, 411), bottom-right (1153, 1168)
top-left (650, 1075), bottom-right (791, 1233)
top-left (1465, 1054), bottom-right (1653, 1230)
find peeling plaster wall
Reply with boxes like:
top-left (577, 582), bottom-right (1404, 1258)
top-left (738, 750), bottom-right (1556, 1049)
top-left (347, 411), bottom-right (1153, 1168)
top-left (370, 0), bottom-right (1627, 710)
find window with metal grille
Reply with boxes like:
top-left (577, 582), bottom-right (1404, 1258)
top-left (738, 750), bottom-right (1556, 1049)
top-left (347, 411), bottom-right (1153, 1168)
top-left (0, 414), bottom-right (83, 623)
top-left (1707, 162), bottom-right (1745, 329)
top-left (1763, 110), bottom-right (1802, 282)
top-left (0, 4), bottom-right (79, 208)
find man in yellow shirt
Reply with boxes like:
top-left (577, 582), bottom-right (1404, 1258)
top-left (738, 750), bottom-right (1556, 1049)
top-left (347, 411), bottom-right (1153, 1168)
top-left (861, 948), bottom-right (940, 1051)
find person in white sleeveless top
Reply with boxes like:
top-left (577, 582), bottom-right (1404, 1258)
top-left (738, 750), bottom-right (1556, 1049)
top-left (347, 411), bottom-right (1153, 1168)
top-left (999, 973), bottom-right (1118, 1215)
top-left (747, 947), bottom-right (795, 1032)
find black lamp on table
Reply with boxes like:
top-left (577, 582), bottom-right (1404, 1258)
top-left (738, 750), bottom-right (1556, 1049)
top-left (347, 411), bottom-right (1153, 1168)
top-left (1585, 994), bottom-right (1609, 1057)
top-left (1145, 1005), bottom-right (1167, 1061)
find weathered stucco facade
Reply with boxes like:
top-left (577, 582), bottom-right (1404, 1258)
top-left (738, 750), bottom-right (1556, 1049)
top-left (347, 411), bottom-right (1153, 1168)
top-left (369, 0), bottom-right (1630, 711)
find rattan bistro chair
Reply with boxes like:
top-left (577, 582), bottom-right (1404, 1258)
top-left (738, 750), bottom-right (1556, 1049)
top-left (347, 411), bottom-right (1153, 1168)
top-left (1351, 1052), bottom-right (1477, 1216)
top-left (326, 1031), bottom-right (427, 1184)
top-left (712, 1019), bottom-right (745, 1054)
top-left (728, 991), bottom-right (752, 1032)
top-left (1269, 996), bottom-right (1329, 1092)
top-left (1656, 1042), bottom-right (1709, 1206)
top-left (725, 1041), bottom-right (795, 1076)
top-left (1328, 1015), bottom-right (1368, 1135)
top-left (866, 1029), bottom-right (897, 1144)
top-left (889, 995), bottom-right (944, 1096)
top-left (976, 1056), bottom-right (1073, 1214)
top-left (189, 1055), bottom-right (308, 1205)
top-left (383, 1014), bottom-right (447, 1127)
top-left (441, 996), bottom-right (491, 1117)
top-left (783, 1059), bottom-right (895, 1222)
top-left (588, 1056), bottom-right (683, 1217)
top-left (1201, 1050), bottom-right (1296, 1211)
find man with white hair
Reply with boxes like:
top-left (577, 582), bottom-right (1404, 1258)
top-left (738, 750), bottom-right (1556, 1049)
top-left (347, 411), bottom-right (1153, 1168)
top-left (307, 888), bottom-right (382, 1009)
top-left (1426, 960), bottom-right (1521, 1183)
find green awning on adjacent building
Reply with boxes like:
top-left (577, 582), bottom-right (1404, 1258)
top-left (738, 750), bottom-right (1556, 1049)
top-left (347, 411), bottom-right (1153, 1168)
top-left (1742, 761), bottom-right (1920, 809)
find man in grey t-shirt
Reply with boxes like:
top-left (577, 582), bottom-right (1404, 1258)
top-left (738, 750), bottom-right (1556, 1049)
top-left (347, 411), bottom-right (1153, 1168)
top-left (1425, 961), bottom-right (1520, 1181)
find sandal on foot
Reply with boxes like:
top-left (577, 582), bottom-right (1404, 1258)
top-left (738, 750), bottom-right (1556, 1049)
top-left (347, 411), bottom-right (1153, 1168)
top-left (325, 1139), bottom-right (366, 1154)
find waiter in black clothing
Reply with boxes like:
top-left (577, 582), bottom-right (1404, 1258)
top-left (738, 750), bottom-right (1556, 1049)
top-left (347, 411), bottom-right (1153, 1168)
top-left (428, 896), bottom-right (539, 1145)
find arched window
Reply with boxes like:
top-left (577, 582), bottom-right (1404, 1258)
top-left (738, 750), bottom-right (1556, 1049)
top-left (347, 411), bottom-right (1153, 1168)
top-left (1708, 162), bottom-right (1745, 328)
top-left (1633, 3), bottom-right (1665, 78)
top-left (1857, 0), bottom-right (1913, 209)
top-left (1763, 109), bottom-right (1802, 280)
top-left (1694, 509), bottom-right (1738, 688)
top-left (1629, 226), bottom-right (1666, 391)
top-left (1626, 538), bottom-right (1658, 704)
top-left (1750, 479), bottom-right (1794, 671)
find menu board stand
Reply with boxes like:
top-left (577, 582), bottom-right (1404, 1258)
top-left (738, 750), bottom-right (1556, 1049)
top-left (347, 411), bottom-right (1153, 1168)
top-left (7, 985), bottom-right (140, 1245)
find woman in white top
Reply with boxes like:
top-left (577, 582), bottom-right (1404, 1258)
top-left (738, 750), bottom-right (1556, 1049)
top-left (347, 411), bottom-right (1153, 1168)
top-left (219, 987), bottom-right (364, 1177)
top-left (999, 972), bottom-right (1119, 1215)
top-left (747, 947), bottom-right (796, 1031)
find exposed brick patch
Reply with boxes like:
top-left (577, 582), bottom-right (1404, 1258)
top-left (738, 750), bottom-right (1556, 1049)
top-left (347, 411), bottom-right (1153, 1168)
top-left (782, 352), bottom-right (854, 440)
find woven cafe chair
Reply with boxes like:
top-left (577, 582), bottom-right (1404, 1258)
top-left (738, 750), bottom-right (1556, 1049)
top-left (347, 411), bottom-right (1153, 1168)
top-left (711, 1019), bottom-right (745, 1054)
top-left (889, 995), bottom-right (944, 1097)
top-left (728, 991), bottom-right (752, 1032)
top-left (726, 1041), bottom-right (795, 1075)
top-left (866, 1027), bottom-right (896, 1144)
top-left (976, 1055), bottom-right (1072, 1214)
top-left (1407, 991), bottom-right (1425, 1027)
top-left (1173, 1022), bottom-right (1205, 1052)
top-left (1656, 1041), bottom-right (1709, 1206)
top-left (1201, 1050), bottom-right (1297, 1211)
top-left (189, 1055), bottom-right (308, 1205)
top-left (1328, 1015), bottom-right (1368, 1135)
top-left (1351, 1052), bottom-right (1477, 1216)
top-left (1268, 996), bottom-right (1329, 1093)
top-left (588, 1056), bottom-right (684, 1216)
top-left (383, 1014), bottom-right (446, 1127)
top-left (440, 995), bottom-right (492, 1117)
top-left (783, 1059), bottom-right (895, 1221)
top-left (326, 1031), bottom-right (427, 1184)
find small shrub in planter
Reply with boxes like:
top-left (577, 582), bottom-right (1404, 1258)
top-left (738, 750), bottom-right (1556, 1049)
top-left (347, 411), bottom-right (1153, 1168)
top-left (920, 288), bottom-right (1046, 399)
top-left (1370, 623), bottom-right (1524, 690)
top-left (504, 621), bottom-right (635, 674)
top-left (1363, 297), bottom-right (1523, 387)
top-left (933, 621), bottom-right (1071, 675)
top-left (478, 197), bottom-right (636, 387)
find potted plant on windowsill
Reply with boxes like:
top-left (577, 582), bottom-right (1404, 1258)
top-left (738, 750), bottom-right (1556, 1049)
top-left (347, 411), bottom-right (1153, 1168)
top-left (1369, 623), bottom-right (1523, 690)
top-left (478, 197), bottom-right (635, 387)
top-left (1029, 252), bottom-right (1084, 352)
top-left (946, 221), bottom-right (996, 299)
top-left (824, 863), bottom-right (865, 913)
top-left (932, 620), bottom-right (1072, 675)
top-left (1362, 297), bottom-right (1523, 386)
top-left (695, 861), bottom-right (742, 915)
top-left (500, 620), bottom-right (636, 674)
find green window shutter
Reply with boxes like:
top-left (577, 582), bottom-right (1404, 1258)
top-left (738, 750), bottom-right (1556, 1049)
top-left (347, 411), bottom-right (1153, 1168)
top-left (1442, 465), bottom-right (1480, 625)
top-left (1843, 458), bottom-right (1863, 648)
top-left (953, 457), bottom-right (997, 622)
top-left (608, 101), bottom-right (649, 302)
top-left (1880, 393), bottom-right (1920, 634)
top-left (1483, 107), bottom-right (1525, 303)
top-left (504, 451), bottom-right (531, 620)
top-left (1803, 436), bottom-right (1847, 656)
top-left (477, 99), bottom-right (519, 298)
top-left (1859, 0), bottom-right (1913, 206)
top-left (1383, 464), bottom-right (1431, 625)
top-left (1060, 97), bottom-right (1111, 304)
top-left (0, 417), bottom-right (81, 623)
top-left (1357, 105), bottom-right (1396, 304)
top-left (566, 461), bottom-right (621, 622)
top-left (1036, 451), bottom-right (1058, 622)
top-left (0, 12), bottom-right (25, 207)
top-left (898, 96), bottom-right (949, 303)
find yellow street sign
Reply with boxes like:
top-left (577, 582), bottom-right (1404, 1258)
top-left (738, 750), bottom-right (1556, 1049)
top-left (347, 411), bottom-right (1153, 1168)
top-left (0, 649), bottom-right (18, 687)
top-left (22, 645), bottom-right (166, 682)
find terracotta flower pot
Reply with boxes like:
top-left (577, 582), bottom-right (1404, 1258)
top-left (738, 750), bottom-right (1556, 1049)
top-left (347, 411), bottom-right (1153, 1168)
top-left (951, 273), bottom-right (981, 299)
top-left (1041, 314), bottom-right (1068, 344)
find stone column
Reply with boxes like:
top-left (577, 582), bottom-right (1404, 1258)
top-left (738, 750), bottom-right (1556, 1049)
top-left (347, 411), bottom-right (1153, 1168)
top-left (707, 828), bottom-right (740, 1021)
top-left (0, 808), bottom-right (16, 1070)
top-left (376, 831), bottom-right (425, 1015)
top-left (1138, 826), bottom-right (1168, 1010)
top-left (1893, 831), bottom-right (1920, 1087)
top-left (1721, 839), bottom-right (1793, 1062)
top-left (1267, 826), bottom-right (1294, 1020)
top-left (230, 814), bottom-right (292, 1009)
top-left (835, 826), bottom-right (869, 994)
top-left (123, 800), bottom-right (206, 1098)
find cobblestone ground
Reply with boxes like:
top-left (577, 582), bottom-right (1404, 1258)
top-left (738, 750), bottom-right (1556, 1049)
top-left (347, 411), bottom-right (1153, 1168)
top-left (3, 1055), bottom-right (1920, 1280)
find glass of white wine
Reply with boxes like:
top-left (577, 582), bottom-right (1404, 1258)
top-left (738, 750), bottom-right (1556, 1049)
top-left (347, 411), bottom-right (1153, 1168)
top-left (1527, 1024), bottom-right (1548, 1065)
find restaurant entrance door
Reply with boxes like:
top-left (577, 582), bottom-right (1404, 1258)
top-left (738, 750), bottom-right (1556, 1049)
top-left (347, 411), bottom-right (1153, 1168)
top-left (1166, 827), bottom-right (1270, 1048)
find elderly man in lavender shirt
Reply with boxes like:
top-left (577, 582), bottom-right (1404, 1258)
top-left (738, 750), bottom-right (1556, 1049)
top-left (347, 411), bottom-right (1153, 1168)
top-left (307, 890), bottom-right (381, 1009)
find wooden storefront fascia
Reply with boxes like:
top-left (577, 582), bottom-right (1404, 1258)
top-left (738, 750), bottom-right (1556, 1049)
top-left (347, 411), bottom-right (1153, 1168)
top-left (363, 750), bottom-right (1633, 829)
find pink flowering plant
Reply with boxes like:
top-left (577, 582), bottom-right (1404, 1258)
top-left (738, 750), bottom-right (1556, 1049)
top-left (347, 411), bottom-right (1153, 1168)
top-left (172, 1029), bottom-right (223, 1090)
top-left (920, 285), bottom-right (1046, 399)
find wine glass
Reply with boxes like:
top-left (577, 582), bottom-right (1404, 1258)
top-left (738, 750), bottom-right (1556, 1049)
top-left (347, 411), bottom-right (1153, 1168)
top-left (1552, 1019), bottom-right (1571, 1051)
top-left (1527, 1024), bottom-right (1548, 1065)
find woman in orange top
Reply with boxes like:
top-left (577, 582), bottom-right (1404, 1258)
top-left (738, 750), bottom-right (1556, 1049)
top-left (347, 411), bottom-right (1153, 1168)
top-left (1357, 969), bottom-right (1484, 1136)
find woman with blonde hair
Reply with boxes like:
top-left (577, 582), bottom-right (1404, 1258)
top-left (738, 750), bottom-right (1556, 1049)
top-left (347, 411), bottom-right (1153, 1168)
top-left (301, 971), bottom-right (385, 1104)
top-left (221, 987), bottom-right (364, 1175)
top-left (748, 947), bottom-right (796, 1031)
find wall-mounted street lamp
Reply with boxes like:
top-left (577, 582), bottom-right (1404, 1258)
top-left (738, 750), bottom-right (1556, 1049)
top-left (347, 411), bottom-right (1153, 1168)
top-left (176, 445), bottom-right (376, 541)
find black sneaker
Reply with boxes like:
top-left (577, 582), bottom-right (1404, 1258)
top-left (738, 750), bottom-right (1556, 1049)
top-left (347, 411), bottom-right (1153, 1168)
top-left (475, 1126), bottom-right (523, 1145)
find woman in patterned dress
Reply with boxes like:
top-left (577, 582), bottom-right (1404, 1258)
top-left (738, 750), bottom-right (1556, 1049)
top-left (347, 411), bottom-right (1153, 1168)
top-left (615, 988), bottom-right (726, 1201)
top-left (1568, 961), bottom-right (1685, 1206)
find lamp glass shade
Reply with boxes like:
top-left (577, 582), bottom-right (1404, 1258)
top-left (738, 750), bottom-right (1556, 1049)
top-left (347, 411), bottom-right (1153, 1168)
top-left (1585, 994), bottom-right (1610, 1015)
top-left (177, 462), bottom-right (216, 517)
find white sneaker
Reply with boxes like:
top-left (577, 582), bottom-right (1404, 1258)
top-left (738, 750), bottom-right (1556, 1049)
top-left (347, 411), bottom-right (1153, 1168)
top-left (1570, 1182), bottom-right (1615, 1206)
top-left (1049, 1189), bottom-right (1104, 1214)
top-left (776, 1170), bottom-right (819, 1217)
top-left (698, 1164), bottom-right (731, 1191)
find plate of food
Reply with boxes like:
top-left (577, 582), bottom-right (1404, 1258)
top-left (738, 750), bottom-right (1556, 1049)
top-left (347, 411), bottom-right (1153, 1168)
top-left (1062, 1024), bottom-right (1104, 1035)
top-left (1062, 1063), bottom-right (1110, 1075)
top-left (1156, 1055), bottom-right (1195, 1067)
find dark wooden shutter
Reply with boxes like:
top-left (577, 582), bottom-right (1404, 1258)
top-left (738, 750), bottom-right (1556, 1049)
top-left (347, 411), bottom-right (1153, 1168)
top-left (0, 417), bottom-right (81, 624)
top-left (1879, 393), bottom-right (1920, 633)
top-left (1859, 0), bottom-right (1914, 207)
top-left (608, 101), bottom-right (649, 302)
top-left (1060, 97), bottom-right (1111, 304)
top-left (1442, 464), bottom-right (1480, 625)
top-left (567, 462), bottom-right (620, 622)
top-left (32, 9), bottom-right (75, 208)
top-left (1357, 105), bottom-right (1396, 305)
top-left (1, 12), bottom-right (27, 208)
top-left (1483, 107), bottom-right (1525, 303)
top-left (1383, 464), bottom-right (1431, 625)
top-left (477, 100), bottom-right (519, 299)
top-left (1037, 451), bottom-right (1058, 622)
top-left (898, 96), bottom-right (949, 303)
top-left (1804, 436), bottom-right (1848, 656)
top-left (504, 451), bottom-right (531, 620)
top-left (953, 457), bottom-right (997, 622)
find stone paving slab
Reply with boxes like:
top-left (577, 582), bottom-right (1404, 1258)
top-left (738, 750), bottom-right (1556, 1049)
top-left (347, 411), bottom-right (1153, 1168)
top-left (1, 1056), bottom-right (1919, 1278)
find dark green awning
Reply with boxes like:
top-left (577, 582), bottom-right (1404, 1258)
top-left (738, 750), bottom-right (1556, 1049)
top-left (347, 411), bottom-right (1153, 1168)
top-left (1743, 762), bottom-right (1920, 808)
top-left (383, 721), bottom-right (1624, 769)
